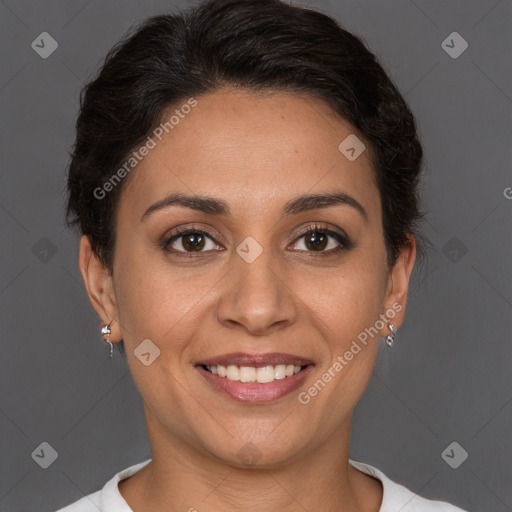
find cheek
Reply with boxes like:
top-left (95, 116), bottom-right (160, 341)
top-left (291, 275), bottom-right (385, 438)
top-left (302, 258), bottom-right (386, 340)
top-left (113, 245), bottom-right (213, 356)
top-left (112, 247), bottom-right (169, 342)
top-left (298, 256), bottom-right (387, 404)
top-left (112, 255), bottom-right (199, 408)
top-left (298, 268), bottom-right (385, 410)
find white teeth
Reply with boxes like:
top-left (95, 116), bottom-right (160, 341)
top-left (226, 365), bottom-right (239, 381)
top-left (239, 366), bottom-right (256, 382)
top-left (256, 366), bottom-right (274, 383)
top-left (274, 364), bottom-right (287, 380)
top-left (205, 363), bottom-right (305, 383)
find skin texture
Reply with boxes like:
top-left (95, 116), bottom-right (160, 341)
top-left (79, 88), bottom-right (416, 512)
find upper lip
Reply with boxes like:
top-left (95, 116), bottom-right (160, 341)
top-left (196, 352), bottom-right (314, 367)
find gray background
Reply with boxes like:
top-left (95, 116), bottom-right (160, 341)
top-left (0, 0), bottom-right (511, 511)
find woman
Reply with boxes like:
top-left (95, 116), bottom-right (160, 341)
top-left (57, 0), bottom-right (470, 510)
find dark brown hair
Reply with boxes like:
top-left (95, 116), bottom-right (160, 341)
top-left (65, 0), bottom-right (425, 356)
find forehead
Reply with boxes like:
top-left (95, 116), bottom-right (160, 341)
top-left (118, 88), bottom-right (380, 222)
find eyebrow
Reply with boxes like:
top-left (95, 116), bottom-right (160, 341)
top-left (140, 191), bottom-right (368, 222)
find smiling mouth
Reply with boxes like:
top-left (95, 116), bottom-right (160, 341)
top-left (194, 351), bottom-right (314, 402)
top-left (200, 364), bottom-right (310, 383)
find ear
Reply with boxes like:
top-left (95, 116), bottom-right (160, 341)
top-left (381, 236), bottom-right (417, 336)
top-left (78, 235), bottom-right (121, 341)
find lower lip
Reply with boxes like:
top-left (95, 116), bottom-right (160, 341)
top-left (196, 365), bottom-right (314, 403)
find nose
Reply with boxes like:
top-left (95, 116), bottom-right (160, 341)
top-left (215, 243), bottom-right (298, 336)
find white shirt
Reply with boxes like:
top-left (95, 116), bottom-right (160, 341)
top-left (55, 458), bottom-right (469, 511)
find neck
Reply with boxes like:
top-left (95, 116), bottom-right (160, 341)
top-left (119, 412), bottom-right (382, 512)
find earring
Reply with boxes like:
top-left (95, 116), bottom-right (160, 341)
top-left (101, 322), bottom-right (113, 359)
top-left (385, 324), bottom-right (397, 347)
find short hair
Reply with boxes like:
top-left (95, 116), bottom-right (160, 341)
top-left (65, 0), bottom-right (425, 358)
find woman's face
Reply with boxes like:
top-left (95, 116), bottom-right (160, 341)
top-left (81, 88), bottom-right (415, 467)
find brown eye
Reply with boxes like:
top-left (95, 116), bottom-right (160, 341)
top-left (180, 232), bottom-right (206, 252)
top-left (304, 231), bottom-right (329, 251)
top-left (165, 230), bottom-right (220, 253)
top-left (291, 225), bottom-right (351, 254)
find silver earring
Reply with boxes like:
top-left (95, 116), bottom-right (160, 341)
top-left (385, 324), bottom-right (397, 347)
top-left (101, 323), bottom-right (113, 359)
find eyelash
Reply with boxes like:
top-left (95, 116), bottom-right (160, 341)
top-left (161, 223), bottom-right (352, 258)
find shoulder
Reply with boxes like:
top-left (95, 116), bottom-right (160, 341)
top-left (349, 459), bottom-right (470, 512)
top-left (53, 459), bottom-right (152, 512)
